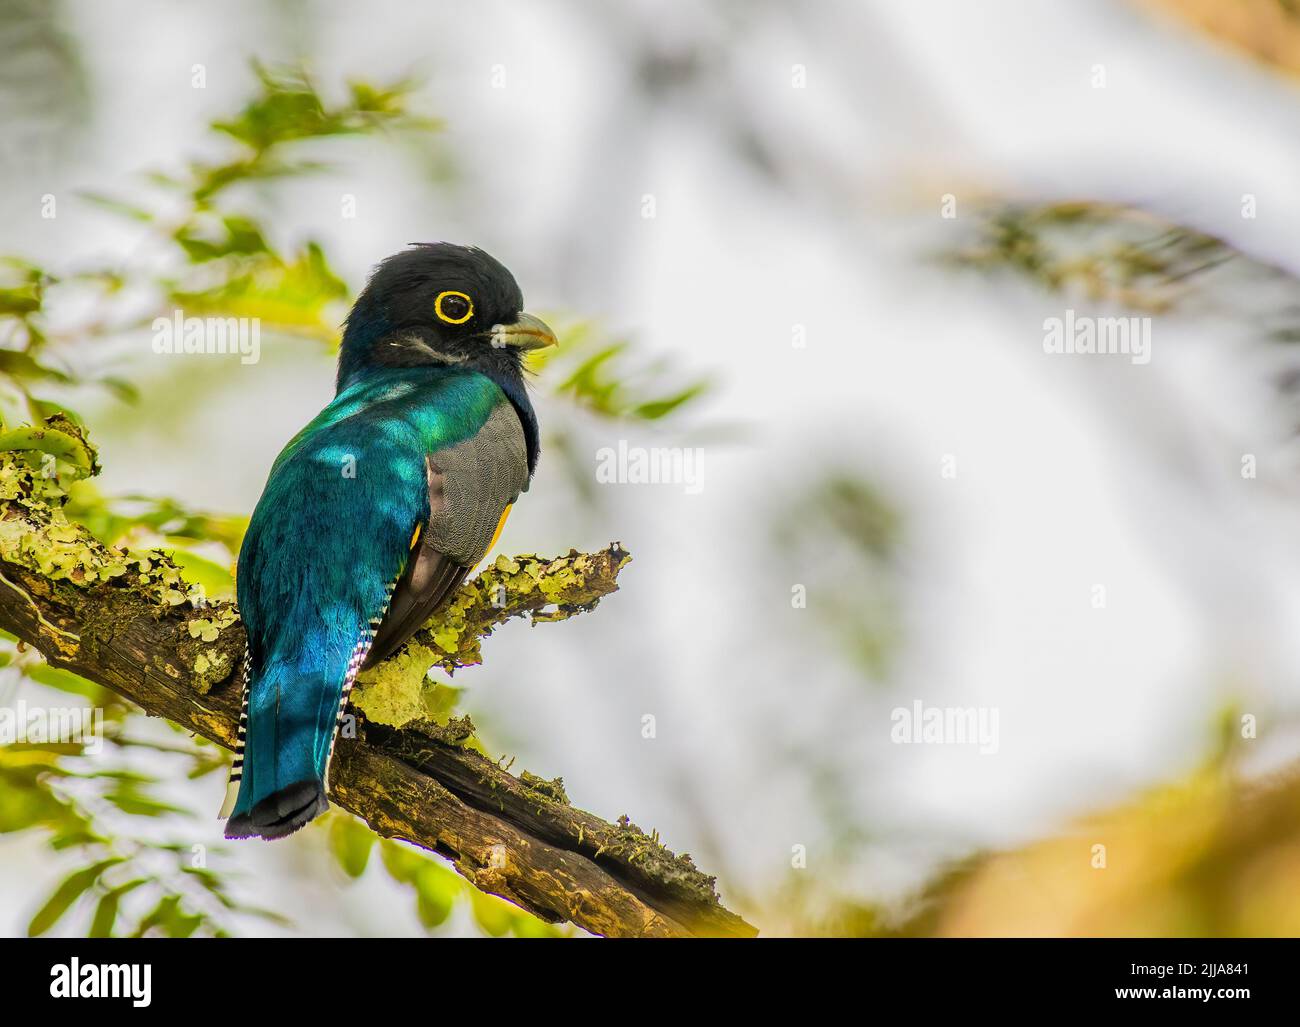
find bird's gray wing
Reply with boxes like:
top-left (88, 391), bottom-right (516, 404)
top-left (363, 401), bottom-right (529, 668)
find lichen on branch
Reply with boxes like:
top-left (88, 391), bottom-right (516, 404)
top-left (352, 546), bottom-right (630, 729)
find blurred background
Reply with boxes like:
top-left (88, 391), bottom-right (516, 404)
top-left (2, 0), bottom-right (1300, 937)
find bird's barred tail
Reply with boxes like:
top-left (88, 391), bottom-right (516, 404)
top-left (321, 582), bottom-right (392, 785)
top-left (218, 648), bottom-right (252, 820)
top-left (221, 580), bottom-right (395, 840)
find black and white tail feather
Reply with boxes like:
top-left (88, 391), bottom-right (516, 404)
top-left (218, 648), bottom-right (252, 819)
top-left (219, 580), bottom-right (396, 833)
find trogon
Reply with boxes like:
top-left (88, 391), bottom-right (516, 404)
top-left (221, 243), bottom-right (555, 839)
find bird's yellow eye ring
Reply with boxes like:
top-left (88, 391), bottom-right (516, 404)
top-left (435, 290), bottom-right (474, 325)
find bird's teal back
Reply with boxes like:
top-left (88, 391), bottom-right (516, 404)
top-left (229, 366), bottom-right (507, 821)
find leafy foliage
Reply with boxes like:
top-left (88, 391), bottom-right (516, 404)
top-left (945, 199), bottom-right (1300, 426)
top-left (945, 202), bottom-right (1245, 310)
top-left (946, 200), bottom-right (1300, 323)
top-left (0, 660), bottom-right (279, 937)
top-left (542, 319), bottom-right (713, 422)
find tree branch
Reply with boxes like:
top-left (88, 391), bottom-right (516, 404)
top-left (0, 424), bottom-right (756, 938)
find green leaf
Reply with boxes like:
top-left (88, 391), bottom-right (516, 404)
top-left (22, 663), bottom-right (109, 703)
top-left (168, 549), bottom-right (234, 596)
top-left (166, 241), bottom-right (348, 339)
top-left (78, 192), bottom-right (157, 223)
top-left (0, 286), bottom-right (41, 316)
top-left (207, 62), bottom-right (437, 158)
top-left (102, 790), bottom-right (189, 818)
top-left (553, 331), bottom-right (711, 422)
top-left (468, 888), bottom-right (514, 937)
top-left (631, 382), bottom-right (711, 420)
top-left (137, 893), bottom-right (205, 938)
top-left (90, 878), bottom-right (149, 936)
top-left (414, 864), bottom-right (455, 929)
top-left (97, 376), bottom-right (141, 404)
top-left (0, 416), bottom-right (99, 476)
top-left (132, 894), bottom-right (180, 937)
top-left (378, 838), bottom-right (425, 884)
top-left (49, 830), bottom-right (104, 851)
top-left (328, 814), bottom-right (375, 878)
top-left (0, 349), bottom-right (74, 385)
top-left (174, 214), bottom-right (270, 262)
top-left (28, 858), bottom-right (124, 936)
top-left (164, 908), bottom-right (204, 938)
top-left (88, 893), bottom-right (117, 937)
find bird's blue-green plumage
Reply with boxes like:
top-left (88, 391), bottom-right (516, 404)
top-left (222, 242), bottom-right (548, 840)
top-left (228, 366), bottom-right (510, 826)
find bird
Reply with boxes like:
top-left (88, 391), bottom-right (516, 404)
top-left (220, 243), bottom-right (556, 840)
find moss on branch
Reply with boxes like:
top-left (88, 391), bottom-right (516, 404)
top-left (351, 546), bottom-right (630, 729)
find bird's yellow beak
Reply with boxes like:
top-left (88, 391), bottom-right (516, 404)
top-left (490, 312), bottom-right (558, 351)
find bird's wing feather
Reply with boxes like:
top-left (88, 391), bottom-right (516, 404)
top-left (364, 399), bottom-right (529, 667)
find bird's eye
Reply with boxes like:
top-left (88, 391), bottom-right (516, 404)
top-left (435, 290), bottom-right (473, 325)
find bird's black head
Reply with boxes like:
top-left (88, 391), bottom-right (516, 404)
top-left (336, 243), bottom-right (556, 393)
